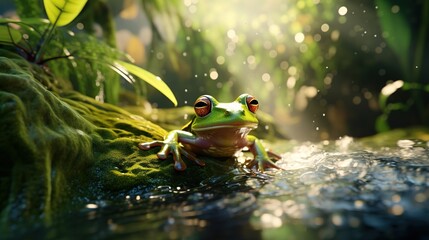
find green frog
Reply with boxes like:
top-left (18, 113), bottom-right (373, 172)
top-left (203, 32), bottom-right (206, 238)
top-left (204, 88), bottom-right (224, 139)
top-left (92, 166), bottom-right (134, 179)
top-left (138, 94), bottom-right (281, 171)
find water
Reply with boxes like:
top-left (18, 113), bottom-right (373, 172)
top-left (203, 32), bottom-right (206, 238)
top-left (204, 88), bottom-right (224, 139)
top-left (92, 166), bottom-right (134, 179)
top-left (17, 137), bottom-right (429, 239)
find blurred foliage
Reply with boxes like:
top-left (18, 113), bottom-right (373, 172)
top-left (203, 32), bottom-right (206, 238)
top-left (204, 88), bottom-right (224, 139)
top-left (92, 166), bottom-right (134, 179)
top-left (0, 0), bottom-right (177, 106)
top-left (132, 0), bottom-right (427, 139)
top-left (375, 0), bottom-right (429, 132)
top-left (3, 0), bottom-right (426, 138)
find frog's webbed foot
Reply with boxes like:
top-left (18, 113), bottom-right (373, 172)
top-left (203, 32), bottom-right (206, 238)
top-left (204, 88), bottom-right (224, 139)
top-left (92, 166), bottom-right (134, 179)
top-left (138, 140), bottom-right (205, 171)
top-left (267, 150), bottom-right (282, 161)
top-left (245, 156), bottom-right (282, 172)
top-left (245, 137), bottom-right (283, 172)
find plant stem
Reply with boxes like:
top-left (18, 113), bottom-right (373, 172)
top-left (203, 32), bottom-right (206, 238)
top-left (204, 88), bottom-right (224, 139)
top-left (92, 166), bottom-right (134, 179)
top-left (39, 54), bottom-right (74, 65)
top-left (35, 8), bottom-right (63, 64)
top-left (34, 23), bottom-right (55, 63)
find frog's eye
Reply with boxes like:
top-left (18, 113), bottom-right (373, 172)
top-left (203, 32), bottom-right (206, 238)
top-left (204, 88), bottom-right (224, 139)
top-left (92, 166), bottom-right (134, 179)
top-left (194, 96), bottom-right (211, 117)
top-left (246, 95), bottom-right (259, 113)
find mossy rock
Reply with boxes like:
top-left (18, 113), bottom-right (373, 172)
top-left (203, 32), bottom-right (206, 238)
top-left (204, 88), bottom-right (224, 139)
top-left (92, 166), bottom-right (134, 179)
top-left (358, 126), bottom-right (429, 148)
top-left (0, 52), bottom-right (236, 231)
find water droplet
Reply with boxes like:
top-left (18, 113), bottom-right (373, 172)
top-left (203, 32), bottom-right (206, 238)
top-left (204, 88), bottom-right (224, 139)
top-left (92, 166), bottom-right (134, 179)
top-left (397, 139), bottom-right (414, 148)
top-left (86, 203), bottom-right (98, 209)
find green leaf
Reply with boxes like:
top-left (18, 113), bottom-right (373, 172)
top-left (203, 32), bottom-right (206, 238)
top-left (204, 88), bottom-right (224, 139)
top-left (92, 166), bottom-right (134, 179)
top-left (0, 25), bottom-right (22, 45)
top-left (0, 18), bottom-right (50, 38)
top-left (375, 114), bottom-right (390, 132)
top-left (43, 0), bottom-right (88, 27)
top-left (115, 60), bottom-right (178, 106)
top-left (375, 0), bottom-right (411, 78)
top-left (0, 18), bottom-right (51, 25)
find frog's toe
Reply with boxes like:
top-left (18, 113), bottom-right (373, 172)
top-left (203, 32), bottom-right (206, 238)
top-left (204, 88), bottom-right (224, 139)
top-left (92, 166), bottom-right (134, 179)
top-left (246, 158), bottom-right (283, 172)
top-left (174, 160), bottom-right (187, 171)
top-left (157, 144), bottom-right (172, 159)
top-left (138, 141), bottom-right (163, 150)
top-left (138, 142), bottom-right (151, 150)
top-left (157, 152), bottom-right (168, 159)
top-left (267, 150), bottom-right (282, 160)
top-left (245, 159), bottom-right (258, 169)
top-left (171, 153), bottom-right (187, 171)
top-left (180, 148), bottom-right (205, 166)
top-left (260, 161), bottom-right (282, 171)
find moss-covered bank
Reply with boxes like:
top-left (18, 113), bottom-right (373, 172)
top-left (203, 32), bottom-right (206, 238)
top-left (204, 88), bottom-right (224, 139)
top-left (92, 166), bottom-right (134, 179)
top-left (0, 53), bottom-right (235, 231)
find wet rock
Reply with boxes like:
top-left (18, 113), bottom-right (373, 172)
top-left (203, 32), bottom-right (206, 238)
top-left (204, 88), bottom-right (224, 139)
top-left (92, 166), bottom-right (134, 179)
top-left (0, 52), bottom-right (235, 231)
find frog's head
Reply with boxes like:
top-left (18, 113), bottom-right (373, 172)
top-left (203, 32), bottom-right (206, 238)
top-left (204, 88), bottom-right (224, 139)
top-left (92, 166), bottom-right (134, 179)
top-left (191, 94), bottom-right (259, 131)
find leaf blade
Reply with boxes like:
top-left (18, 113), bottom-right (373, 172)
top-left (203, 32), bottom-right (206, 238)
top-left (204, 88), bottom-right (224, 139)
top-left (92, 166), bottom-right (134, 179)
top-left (0, 25), bottom-right (23, 45)
top-left (43, 0), bottom-right (88, 27)
top-left (376, 0), bottom-right (411, 77)
top-left (115, 60), bottom-right (178, 106)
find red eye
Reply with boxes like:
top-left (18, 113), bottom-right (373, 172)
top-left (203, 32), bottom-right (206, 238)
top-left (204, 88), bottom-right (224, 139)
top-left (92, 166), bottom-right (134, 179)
top-left (194, 96), bottom-right (211, 117)
top-left (246, 95), bottom-right (259, 113)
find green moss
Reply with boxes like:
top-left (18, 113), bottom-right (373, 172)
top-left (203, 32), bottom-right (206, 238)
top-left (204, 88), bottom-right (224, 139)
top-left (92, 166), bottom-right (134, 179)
top-left (358, 126), bottom-right (429, 147)
top-left (0, 54), bottom-right (96, 227)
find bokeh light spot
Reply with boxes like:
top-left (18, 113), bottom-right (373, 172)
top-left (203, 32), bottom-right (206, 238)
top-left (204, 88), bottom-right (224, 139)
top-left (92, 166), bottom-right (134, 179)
top-left (338, 6), bottom-right (348, 15)
top-left (391, 5), bottom-right (400, 13)
top-left (216, 56), bottom-right (225, 65)
top-left (262, 73), bottom-right (271, 82)
top-left (294, 32), bottom-right (305, 43)
top-left (209, 69), bottom-right (219, 80)
top-left (321, 23), bottom-right (330, 32)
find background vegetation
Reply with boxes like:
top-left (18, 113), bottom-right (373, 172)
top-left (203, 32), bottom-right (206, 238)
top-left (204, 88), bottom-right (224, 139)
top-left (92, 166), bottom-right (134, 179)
top-left (0, 0), bottom-right (428, 140)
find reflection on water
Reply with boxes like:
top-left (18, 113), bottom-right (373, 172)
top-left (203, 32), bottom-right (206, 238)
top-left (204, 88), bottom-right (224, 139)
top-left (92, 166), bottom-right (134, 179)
top-left (20, 137), bottom-right (429, 239)
top-left (256, 137), bottom-right (429, 239)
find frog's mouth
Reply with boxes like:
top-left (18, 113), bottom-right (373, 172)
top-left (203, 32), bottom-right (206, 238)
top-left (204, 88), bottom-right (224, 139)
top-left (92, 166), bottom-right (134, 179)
top-left (193, 122), bottom-right (258, 131)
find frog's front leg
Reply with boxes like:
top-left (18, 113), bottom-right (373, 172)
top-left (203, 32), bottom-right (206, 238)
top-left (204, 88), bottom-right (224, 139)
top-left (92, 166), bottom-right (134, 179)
top-left (138, 130), bottom-right (205, 171)
top-left (245, 135), bottom-right (282, 172)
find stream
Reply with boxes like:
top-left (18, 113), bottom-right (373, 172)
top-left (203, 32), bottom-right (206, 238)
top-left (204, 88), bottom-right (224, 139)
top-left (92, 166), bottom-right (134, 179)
top-left (17, 137), bottom-right (429, 239)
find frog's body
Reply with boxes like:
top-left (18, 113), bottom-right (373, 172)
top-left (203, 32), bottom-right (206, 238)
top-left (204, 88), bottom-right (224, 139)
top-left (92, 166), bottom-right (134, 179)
top-left (139, 94), bottom-right (281, 171)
